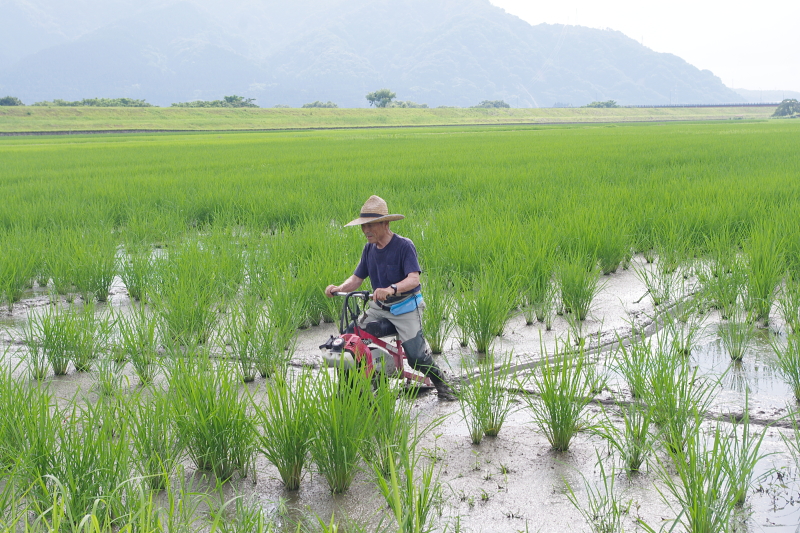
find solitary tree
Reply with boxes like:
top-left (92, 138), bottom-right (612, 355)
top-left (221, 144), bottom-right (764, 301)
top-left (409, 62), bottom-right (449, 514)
top-left (473, 100), bottom-right (510, 108)
top-left (366, 89), bottom-right (396, 108)
top-left (773, 99), bottom-right (800, 117)
top-left (0, 96), bottom-right (24, 106)
top-left (583, 100), bottom-right (619, 108)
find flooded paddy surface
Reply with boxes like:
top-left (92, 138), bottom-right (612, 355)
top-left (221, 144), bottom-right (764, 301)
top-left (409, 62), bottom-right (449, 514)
top-left (2, 258), bottom-right (800, 532)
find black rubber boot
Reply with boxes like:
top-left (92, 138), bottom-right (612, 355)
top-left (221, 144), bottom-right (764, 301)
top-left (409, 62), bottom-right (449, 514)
top-left (403, 332), bottom-right (457, 401)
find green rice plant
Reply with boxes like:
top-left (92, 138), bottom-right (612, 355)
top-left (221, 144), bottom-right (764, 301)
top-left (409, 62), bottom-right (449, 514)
top-left (116, 303), bottom-right (161, 385)
top-left (777, 276), bottom-right (800, 334)
top-left (29, 304), bottom-right (73, 375)
top-left (655, 418), bottom-right (735, 533)
top-left (595, 218), bottom-right (630, 275)
top-left (223, 294), bottom-right (264, 382)
top-left (770, 332), bottom-right (800, 402)
top-left (722, 399), bottom-right (767, 506)
top-left (612, 333), bottom-right (653, 399)
top-left (521, 339), bottom-right (593, 451)
top-left (365, 377), bottom-right (430, 477)
top-left (153, 239), bottom-right (223, 345)
top-left (31, 399), bottom-right (131, 528)
top-left (663, 298), bottom-right (707, 356)
top-left (597, 402), bottom-right (655, 475)
top-left (633, 258), bottom-right (679, 307)
top-left (699, 233), bottom-right (745, 320)
top-left (557, 252), bottom-right (602, 322)
top-left (457, 352), bottom-right (516, 443)
top-left (251, 371), bottom-right (315, 490)
top-left (124, 387), bottom-right (184, 491)
top-left (372, 429), bottom-right (442, 533)
top-left (22, 318), bottom-right (49, 381)
top-left (309, 367), bottom-right (375, 493)
top-left (519, 237), bottom-right (554, 325)
top-left (168, 349), bottom-right (256, 480)
top-left (565, 452), bottom-right (632, 533)
top-left (718, 305), bottom-right (755, 362)
top-left (0, 228), bottom-right (38, 310)
top-left (94, 356), bottom-right (128, 397)
top-left (420, 271), bottom-right (455, 354)
top-left (205, 226), bottom-right (246, 304)
top-left (211, 493), bottom-right (277, 533)
top-left (644, 347), bottom-right (718, 454)
top-left (743, 223), bottom-right (784, 323)
top-left (453, 278), bottom-right (471, 348)
top-left (70, 301), bottom-right (114, 372)
top-left (70, 226), bottom-right (119, 303)
top-left (119, 242), bottom-right (156, 302)
top-left (460, 266), bottom-right (520, 353)
top-left (259, 265), bottom-right (307, 373)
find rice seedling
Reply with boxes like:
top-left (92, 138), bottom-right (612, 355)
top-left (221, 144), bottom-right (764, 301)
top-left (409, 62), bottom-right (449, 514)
top-left (770, 332), bottom-right (800, 402)
top-left (722, 398), bottom-right (767, 506)
top-left (519, 237), bottom-right (555, 326)
top-left (309, 367), bottom-right (375, 493)
top-left (700, 231), bottom-right (745, 320)
top-left (612, 333), bottom-right (653, 399)
top-left (457, 352), bottom-right (516, 444)
top-left (644, 346), bottom-right (718, 454)
top-left (251, 371), bottom-right (315, 490)
top-left (116, 303), bottom-right (161, 385)
top-left (372, 430), bottom-right (443, 533)
top-left (29, 304), bottom-right (73, 375)
top-left (365, 376), bottom-right (431, 477)
top-left (119, 242), bottom-right (156, 302)
top-left (94, 356), bottom-right (128, 397)
top-left (565, 452), bottom-right (632, 533)
top-left (655, 418), bottom-right (735, 533)
top-left (718, 305), bottom-right (755, 362)
top-left (211, 493), bottom-right (277, 533)
top-left (662, 297), bottom-right (707, 356)
top-left (777, 276), bottom-right (800, 334)
top-left (743, 223), bottom-right (784, 323)
top-left (597, 402), bottom-right (656, 474)
top-left (460, 266), bottom-right (520, 353)
top-left (30, 399), bottom-right (132, 528)
top-left (153, 238), bottom-right (223, 345)
top-left (0, 228), bottom-right (38, 311)
top-left (69, 226), bottom-right (119, 303)
top-left (633, 258), bottom-right (679, 307)
top-left (70, 301), bottom-right (115, 372)
top-left (259, 266), bottom-right (307, 373)
top-left (21, 319), bottom-right (49, 381)
top-left (168, 349), bottom-right (256, 480)
top-left (595, 218), bottom-right (630, 275)
top-left (557, 251), bottom-right (602, 322)
top-left (124, 387), bottom-right (184, 491)
top-left (420, 271), bottom-right (455, 354)
top-left (521, 339), bottom-right (594, 451)
top-left (223, 294), bottom-right (264, 382)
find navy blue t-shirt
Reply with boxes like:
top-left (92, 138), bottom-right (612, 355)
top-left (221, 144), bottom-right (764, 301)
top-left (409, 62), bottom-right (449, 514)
top-left (354, 234), bottom-right (422, 292)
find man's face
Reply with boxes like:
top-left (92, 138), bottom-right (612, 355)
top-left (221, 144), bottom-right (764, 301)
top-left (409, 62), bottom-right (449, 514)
top-left (361, 221), bottom-right (389, 243)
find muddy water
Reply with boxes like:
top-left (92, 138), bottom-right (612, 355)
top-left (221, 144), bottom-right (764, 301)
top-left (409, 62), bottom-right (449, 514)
top-left (2, 258), bottom-right (800, 531)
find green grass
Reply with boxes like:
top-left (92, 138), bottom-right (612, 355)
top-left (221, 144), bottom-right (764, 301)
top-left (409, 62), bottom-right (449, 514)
top-left (0, 106), bottom-right (776, 133)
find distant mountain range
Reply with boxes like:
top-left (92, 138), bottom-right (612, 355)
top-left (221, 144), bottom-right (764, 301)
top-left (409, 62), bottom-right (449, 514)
top-left (0, 0), bottom-right (754, 107)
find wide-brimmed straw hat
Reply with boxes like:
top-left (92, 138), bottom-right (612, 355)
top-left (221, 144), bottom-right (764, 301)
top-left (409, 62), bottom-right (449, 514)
top-left (344, 195), bottom-right (405, 227)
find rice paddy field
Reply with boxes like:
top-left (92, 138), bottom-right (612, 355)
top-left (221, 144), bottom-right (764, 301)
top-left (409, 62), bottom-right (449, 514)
top-left (0, 105), bottom-right (777, 133)
top-left (1, 118), bottom-right (800, 532)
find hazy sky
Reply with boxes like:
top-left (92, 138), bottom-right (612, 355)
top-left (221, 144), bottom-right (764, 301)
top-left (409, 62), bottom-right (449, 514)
top-left (491, 0), bottom-right (799, 93)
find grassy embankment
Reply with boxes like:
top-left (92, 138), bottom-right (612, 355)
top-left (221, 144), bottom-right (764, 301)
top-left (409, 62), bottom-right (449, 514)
top-left (0, 105), bottom-right (777, 133)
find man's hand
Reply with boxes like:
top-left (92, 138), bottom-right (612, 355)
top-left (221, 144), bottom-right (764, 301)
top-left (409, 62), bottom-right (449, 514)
top-left (373, 287), bottom-right (392, 301)
top-left (325, 285), bottom-right (339, 298)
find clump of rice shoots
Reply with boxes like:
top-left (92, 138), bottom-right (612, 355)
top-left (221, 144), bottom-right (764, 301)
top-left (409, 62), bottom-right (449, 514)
top-left (251, 371), bottom-right (315, 490)
top-left (743, 223), bottom-right (784, 324)
top-left (522, 339), bottom-right (593, 451)
top-left (460, 266), bottom-right (519, 354)
top-left (169, 349), bottom-right (256, 481)
top-left (420, 271), bottom-right (455, 354)
top-left (770, 333), bottom-right (800, 402)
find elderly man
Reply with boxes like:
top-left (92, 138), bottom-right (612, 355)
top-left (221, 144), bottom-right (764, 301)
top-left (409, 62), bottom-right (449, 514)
top-left (325, 195), bottom-right (456, 401)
